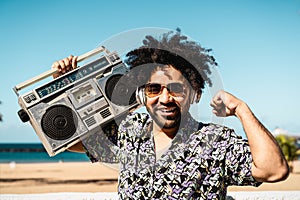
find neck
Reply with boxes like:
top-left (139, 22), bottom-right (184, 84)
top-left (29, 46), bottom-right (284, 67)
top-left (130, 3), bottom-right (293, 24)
top-left (152, 112), bottom-right (191, 139)
top-left (153, 123), bottom-right (178, 139)
top-left (152, 123), bottom-right (178, 139)
top-left (152, 123), bottom-right (175, 153)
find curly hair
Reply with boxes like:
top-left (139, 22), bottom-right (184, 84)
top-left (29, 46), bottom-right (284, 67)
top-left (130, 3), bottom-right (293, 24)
top-left (124, 29), bottom-right (218, 95)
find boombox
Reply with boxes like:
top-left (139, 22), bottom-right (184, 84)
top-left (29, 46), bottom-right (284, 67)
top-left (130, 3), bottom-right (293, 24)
top-left (13, 46), bottom-right (139, 156)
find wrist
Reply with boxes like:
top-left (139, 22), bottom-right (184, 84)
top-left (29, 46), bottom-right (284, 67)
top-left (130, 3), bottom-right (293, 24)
top-left (235, 101), bottom-right (251, 120)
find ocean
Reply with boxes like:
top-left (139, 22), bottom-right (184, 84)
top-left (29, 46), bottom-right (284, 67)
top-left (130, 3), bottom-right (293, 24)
top-left (0, 143), bottom-right (90, 163)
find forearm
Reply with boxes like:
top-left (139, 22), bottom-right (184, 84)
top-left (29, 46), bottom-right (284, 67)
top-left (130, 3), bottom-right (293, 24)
top-left (67, 141), bottom-right (85, 153)
top-left (235, 102), bottom-right (289, 182)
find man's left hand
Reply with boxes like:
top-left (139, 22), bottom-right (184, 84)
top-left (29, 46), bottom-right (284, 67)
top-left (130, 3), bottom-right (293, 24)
top-left (210, 90), bottom-right (244, 117)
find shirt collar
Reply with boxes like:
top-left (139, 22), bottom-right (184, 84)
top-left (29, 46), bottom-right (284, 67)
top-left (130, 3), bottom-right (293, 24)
top-left (172, 112), bottom-right (202, 144)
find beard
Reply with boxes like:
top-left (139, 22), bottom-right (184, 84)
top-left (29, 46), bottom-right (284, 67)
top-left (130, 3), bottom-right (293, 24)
top-left (147, 102), bottom-right (182, 129)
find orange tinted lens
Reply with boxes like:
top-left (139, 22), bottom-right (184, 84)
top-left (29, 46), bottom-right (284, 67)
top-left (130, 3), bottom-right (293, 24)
top-left (145, 83), bottom-right (185, 97)
top-left (145, 83), bottom-right (162, 97)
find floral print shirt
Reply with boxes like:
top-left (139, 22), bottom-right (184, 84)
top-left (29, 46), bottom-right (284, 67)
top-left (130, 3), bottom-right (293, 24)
top-left (83, 112), bottom-right (261, 199)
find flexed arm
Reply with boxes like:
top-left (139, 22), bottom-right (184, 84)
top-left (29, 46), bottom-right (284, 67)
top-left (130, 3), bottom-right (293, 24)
top-left (210, 90), bottom-right (289, 182)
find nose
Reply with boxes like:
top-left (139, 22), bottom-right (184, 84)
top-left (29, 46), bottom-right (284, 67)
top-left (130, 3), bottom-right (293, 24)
top-left (159, 87), bottom-right (173, 103)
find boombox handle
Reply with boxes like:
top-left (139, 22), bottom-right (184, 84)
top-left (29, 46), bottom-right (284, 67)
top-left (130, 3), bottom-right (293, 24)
top-left (13, 46), bottom-right (108, 95)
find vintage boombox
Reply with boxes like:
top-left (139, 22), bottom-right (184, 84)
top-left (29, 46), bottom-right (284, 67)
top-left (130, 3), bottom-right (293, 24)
top-left (13, 46), bottom-right (139, 156)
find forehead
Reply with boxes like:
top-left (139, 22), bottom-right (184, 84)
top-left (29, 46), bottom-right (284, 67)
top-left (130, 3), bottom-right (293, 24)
top-left (148, 65), bottom-right (186, 83)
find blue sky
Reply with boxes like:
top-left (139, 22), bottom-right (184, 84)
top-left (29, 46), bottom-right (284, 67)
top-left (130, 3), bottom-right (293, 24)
top-left (0, 0), bottom-right (299, 143)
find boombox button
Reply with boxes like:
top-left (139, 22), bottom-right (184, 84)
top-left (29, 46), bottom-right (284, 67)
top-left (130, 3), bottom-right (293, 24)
top-left (24, 93), bottom-right (37, 103)
top-left (29, 94), bottom-right (36, 101)
top-left (24, 96), bottom-right (31, 103)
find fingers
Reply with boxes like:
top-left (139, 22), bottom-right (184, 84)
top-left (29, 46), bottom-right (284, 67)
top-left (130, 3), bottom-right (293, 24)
top-left (210, 90), bottom-right (225, 108)
top-left (210, 90), bottom-right (243, 117)
top-left (210, 90), bottom-right (228, 117)
top-left (210, 95), bottom-right (224, 109)
top-left (52, 61), bottom-right (61, 79)
top-left (210, 100), bottom-right (226, 117)
top-left (71, 55), bottom-right (78, 70)
top-left (52, 55), bottom-right (78, 78)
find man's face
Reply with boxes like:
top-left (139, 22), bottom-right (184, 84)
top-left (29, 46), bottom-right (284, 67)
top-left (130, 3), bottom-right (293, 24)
top-left (145, 65), bottom-right (193, 131)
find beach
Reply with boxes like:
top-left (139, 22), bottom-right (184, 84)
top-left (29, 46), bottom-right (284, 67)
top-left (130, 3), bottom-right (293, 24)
top-left (0, 162), bottom-right (119, 194)
top-left (0, 161), bottom-right (299, 196)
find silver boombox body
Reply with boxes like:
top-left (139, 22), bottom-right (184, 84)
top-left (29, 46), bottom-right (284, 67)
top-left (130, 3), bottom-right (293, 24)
top-left (14, 47), bottom-right (139, 156)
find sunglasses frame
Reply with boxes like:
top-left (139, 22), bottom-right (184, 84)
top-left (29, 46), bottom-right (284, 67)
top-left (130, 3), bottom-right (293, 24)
top-left (144, 82), bottom-right (187, 98)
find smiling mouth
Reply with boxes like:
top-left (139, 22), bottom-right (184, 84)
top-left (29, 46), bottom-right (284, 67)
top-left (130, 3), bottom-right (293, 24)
top-left (161, 108), bottom-right (177, 112)
top-left (157, 107), bottom-right (179, 116)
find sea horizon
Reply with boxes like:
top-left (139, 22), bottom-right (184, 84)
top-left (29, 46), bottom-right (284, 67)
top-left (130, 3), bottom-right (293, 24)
top-left (0, 143), bottom-right (90, 163)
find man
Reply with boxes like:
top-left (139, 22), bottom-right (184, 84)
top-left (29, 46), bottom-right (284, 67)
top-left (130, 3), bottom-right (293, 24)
top-left (52, 31), bottom-right (288, 199)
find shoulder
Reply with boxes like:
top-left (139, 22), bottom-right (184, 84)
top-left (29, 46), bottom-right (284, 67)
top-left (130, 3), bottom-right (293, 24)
top-left (121, 112), bottom-right (151, 126)
top-left (196, 123), bottom-right (243, 141)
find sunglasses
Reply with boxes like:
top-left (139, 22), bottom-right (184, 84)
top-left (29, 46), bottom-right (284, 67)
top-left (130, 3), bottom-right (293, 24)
top-left (144, 82), bottom-right (186, 98)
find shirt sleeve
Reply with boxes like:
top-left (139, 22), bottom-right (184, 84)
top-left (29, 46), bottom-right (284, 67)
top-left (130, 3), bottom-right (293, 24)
top-left (82, 119), bottom-right (120, 163)
top-left (82, 112), bottom-right (151, 164)
top-left (224, 128), bottom-right (262, 187)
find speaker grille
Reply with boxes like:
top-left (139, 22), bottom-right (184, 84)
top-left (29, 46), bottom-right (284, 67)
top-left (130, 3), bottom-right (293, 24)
top-left (105, 74), bottom-right (136, 106)
top-left (41, 105), bottom-right (77, 140)
top-left (100, 107), bottom-right (111, 119)
top-left (85, 116), bottom-right (96, 127)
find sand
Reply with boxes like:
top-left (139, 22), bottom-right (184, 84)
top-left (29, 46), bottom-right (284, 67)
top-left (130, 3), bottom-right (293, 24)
top-left (0, 161), bottom-right (299, 194)
top-left (0, 162), bottom-right (118, 194)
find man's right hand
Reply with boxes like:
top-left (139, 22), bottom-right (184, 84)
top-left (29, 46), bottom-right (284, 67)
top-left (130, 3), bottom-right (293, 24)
top-left (52, 55), bottom-right (78, 78)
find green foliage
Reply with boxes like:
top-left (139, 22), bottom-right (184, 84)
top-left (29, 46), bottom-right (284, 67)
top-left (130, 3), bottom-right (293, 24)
top-left (275, 134), bottom-right (299, 162)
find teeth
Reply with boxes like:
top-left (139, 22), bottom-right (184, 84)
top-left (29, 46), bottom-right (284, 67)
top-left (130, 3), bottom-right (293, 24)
top-left (162, 108), bottom-right (176, 112)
